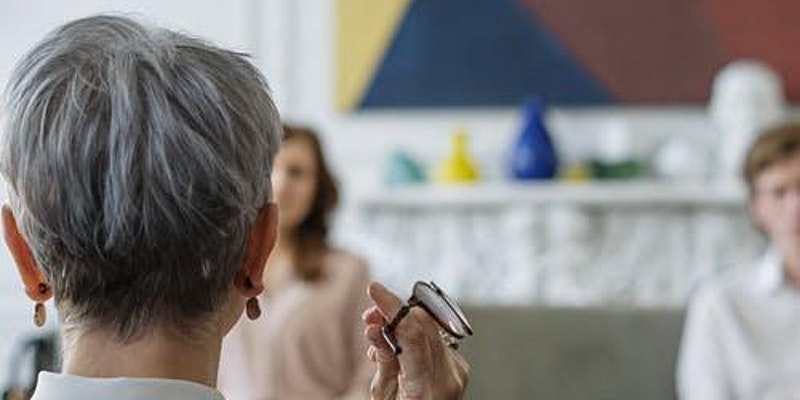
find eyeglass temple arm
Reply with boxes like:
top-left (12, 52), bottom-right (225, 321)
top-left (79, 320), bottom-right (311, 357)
top-left (385, 303), bottom-right (411, 331)
top-left (382, 298), bottom-right (422, 355)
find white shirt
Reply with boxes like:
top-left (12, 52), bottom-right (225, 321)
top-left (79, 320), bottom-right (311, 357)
top-left (677, 247), bottom-right (800, 400)
top-left (31, 371), bottom-right (225, 400)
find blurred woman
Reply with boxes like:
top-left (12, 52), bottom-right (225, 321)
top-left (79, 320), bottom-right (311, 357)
top-left (218, 126), bottom-right (374, 399)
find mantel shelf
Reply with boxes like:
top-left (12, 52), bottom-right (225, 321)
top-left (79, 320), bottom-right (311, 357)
top-left (356, 181), bottom-right (747, 209)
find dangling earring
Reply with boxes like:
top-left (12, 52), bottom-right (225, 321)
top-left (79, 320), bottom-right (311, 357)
top-left (33, 283), bottom-right (49, 327)
top-left (33, 302), bottom-right (46, 327)
top-left (246, 297), bottom-right (262, 320)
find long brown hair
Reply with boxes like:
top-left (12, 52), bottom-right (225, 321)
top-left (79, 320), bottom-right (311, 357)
top-left (282, 125), bottom-right (340, 281)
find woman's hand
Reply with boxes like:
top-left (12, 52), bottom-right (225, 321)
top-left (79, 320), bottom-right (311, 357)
top-left (362, 282), bottom-right (470, 400)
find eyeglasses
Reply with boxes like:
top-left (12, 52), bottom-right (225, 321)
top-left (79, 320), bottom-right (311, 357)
top-left (381, 281), bottom-right (473, 355)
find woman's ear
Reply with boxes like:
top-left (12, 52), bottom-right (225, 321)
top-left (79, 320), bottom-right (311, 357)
top-left (2, 205), bottom-right (52, 302)
top-left (235, 202), bottom-right (278, 298)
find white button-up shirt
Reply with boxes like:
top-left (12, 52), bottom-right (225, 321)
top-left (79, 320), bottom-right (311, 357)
top-left (678, 247), bottom-right (800, 400)
top-left (31, 371), bottom-right (225, 400)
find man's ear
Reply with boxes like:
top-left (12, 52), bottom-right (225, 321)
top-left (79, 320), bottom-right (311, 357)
top-left (235, 202), bottom-right (278, 298)
top-left (749, 198), bottom-right (765, 232)
top-left (2, 205), bottom-right (52, 302)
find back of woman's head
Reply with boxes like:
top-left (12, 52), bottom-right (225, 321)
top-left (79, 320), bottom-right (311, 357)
top-left (1, 15), bottom-right (282, 339)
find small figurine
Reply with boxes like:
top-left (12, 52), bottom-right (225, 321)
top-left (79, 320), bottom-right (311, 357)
top-left (434, 129), bottom-right (480, 184)
top-left (384, 149), bottom-right (426, 186)
top-left (710, 60), bottom-right (787, 182)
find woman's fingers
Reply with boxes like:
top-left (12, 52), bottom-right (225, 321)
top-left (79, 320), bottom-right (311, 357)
top-left (362, 305), bottom-right (387, 325)
top-left (367, 282), bottom-right (404, 320)
top-left (365, 324), bottom-right (400, 399)
top-left (450, 347), bottom-right (471, 390)
top-left (363, 281), bottom-right (470, 399)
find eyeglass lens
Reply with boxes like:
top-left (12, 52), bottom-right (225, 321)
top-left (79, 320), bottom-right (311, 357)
top-left (413, 282), bottom-right (471, 337)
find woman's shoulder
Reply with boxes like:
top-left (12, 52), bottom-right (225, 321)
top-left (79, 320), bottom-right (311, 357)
top-left (324, 248), bottom-right (371, 281)
top-left (325, 248), bottom-right (368, 269)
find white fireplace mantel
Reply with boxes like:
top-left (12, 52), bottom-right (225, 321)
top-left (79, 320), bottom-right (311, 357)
top-left (348, 181), bottom-right (764, 307)
top-left (357, 181), bottom-right (746, 209)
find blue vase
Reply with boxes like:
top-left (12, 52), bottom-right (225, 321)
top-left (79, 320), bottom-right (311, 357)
top-left (509, 98), bottom-right (558, 180)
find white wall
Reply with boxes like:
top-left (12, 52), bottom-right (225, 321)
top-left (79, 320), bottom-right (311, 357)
top-left (0, 0), bottom-right (719, 386)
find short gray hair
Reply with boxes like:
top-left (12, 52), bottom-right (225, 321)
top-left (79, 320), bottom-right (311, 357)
top-left (2, 15), bottom-right (281, 339)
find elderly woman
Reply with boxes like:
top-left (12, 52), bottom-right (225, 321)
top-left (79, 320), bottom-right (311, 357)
top-left (1, 15), bottom-right (468, 399)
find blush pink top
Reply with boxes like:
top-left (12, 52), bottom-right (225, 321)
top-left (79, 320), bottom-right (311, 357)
top-left (218, 250), bottom-right (374, 400)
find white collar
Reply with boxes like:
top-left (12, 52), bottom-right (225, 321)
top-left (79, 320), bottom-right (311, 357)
top-left (32, 372), bottom-right (225, 400)
top-left (755, 245), bottom-right (785, 295)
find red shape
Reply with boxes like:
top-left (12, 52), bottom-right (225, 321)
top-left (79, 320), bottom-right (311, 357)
top-left (703, 0), bottom-right (800, 100)
top-left (520, 0), bottom-right (728, 102)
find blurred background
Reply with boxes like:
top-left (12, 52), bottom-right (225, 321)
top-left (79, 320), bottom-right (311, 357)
top-left (1, 0), bottom-right (796, 398)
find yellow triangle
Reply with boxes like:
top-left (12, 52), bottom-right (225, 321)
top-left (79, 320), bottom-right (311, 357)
top-left (336, 0), bottom-right (413, 111)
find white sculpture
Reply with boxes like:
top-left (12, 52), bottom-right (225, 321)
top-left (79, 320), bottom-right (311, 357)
top-left (710, 60), bottom-right (787, 182)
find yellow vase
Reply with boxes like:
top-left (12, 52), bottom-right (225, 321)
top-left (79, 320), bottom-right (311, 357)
top-left (435, 130), bottom-right (480, 184)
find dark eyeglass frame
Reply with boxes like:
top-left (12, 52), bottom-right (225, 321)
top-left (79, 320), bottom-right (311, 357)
top-left (381, 281), bottom-right (473, 355)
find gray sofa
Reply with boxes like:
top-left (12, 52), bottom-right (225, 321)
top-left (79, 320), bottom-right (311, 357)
top-left (459, 306), bottom-right (686, 400)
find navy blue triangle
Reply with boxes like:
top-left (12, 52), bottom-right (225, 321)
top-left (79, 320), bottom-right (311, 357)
top-left (360, 0), bottom-right (611, 108)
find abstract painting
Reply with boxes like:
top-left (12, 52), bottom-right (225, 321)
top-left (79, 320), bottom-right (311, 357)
top-left (336, 0), bottom-right (800, 109)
